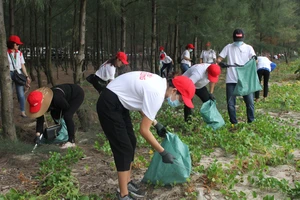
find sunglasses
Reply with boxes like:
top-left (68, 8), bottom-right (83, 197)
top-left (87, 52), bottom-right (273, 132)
top-left (15, 43), bottom-right (19, 46)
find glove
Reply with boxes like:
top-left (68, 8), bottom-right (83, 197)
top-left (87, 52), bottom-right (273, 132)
top-left (154, 122), bottom-right (167, 138)
top-left (160, 150), bottom-right (175, 164)
top-left (208, 93), bottom-right (215, 101)
top-left (219, 62), bottom-right (229, 68)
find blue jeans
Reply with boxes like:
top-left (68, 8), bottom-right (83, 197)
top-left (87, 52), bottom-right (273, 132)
top-left (180, 63), bottom-right (189, 74)
top-left (226, 83), bottom-right (254, 124)
top-left (10, 71), bottom-right (25, 112)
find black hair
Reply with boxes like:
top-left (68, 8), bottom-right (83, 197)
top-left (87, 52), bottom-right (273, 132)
top-left (106, 58), bottom-right (117, 65)
top-left (7, 41), bottom-right (15, 49)
top-left (167, 78), bottom-right (181, 95)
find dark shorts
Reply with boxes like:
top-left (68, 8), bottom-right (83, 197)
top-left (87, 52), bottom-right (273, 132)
top-left (96, 88), bottom-right (136, 171)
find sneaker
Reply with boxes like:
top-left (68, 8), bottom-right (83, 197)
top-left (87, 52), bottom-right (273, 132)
top-left (60, 142), bottom-right (76, 149)
top-left (127, 181), bottom-right (145, 198)
top-left (117, 192), bottom-right (136, 200)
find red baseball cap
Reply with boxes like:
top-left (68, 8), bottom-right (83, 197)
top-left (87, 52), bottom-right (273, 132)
top-left (206, 42), bottom-right (211, 47)
top-left (25, 87), bottom-right (53, 118)
top-left (207, 64), bottom-right (221, 83)
top-left (8, 35), bottom-right (23, 45)
top-left (160, 54), bottom-right (165, 60)
top-left (116, 52), bottom-right (129, 65)
top-left (186, 44), bottom-right (195, 49)
top-left (159, 46), bottom-right (164, 51)
top-left (172, 76), bottom-right (195, 108)
top-left (27, 91), bottom-right (43, 113)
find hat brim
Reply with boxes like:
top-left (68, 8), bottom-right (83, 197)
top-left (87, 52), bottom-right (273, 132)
top-left (208, 74), bottom-right (219, 83)
top-left (25, 87), bottom-right (53, 118)
top-left (234, 37), bottom-right (244, 41)
top-left (182, 95), bottom-right (194, 108)
top-left (119, 57), bottom-right (129, 65)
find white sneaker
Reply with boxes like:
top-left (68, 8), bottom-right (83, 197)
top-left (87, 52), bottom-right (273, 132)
top-left (60, 142), bottom-right (76, 149)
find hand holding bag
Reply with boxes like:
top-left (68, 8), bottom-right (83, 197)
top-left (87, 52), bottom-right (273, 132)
top-left (9, 54), bottom-right (27, 86)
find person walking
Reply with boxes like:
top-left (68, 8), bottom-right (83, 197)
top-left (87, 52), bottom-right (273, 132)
top-left (217, 29), bottom-right (256, 125)
top-left (255, 54), bottom-right (272, 102)
top-left (7, 35), bottom-right (31, 117)
top-left (97, 71), bottom-right (195, 200)
top-left (200, 42), bottom-right (216, 64)
top-left (159, 46), bottom-right (173, 79)
top-left (87, 52), bottom-right (128, 94)
top-left (182, 63), bottom-right (221, 121)
top-left (25, 84), bottom-right (85, 149)
top-left (180, 44), bottom-right (194, 74)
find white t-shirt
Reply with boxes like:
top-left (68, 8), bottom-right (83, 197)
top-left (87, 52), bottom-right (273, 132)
top-left (257, 56), bottom-right (271, 72)
top-left (219, 43), bottom-right (256, 83)
top-left (160, 51), bottom-right (172, 64)
top-left (183, 63), bottom-right (210, 89)
top-left (200, 49), bottom-right (216, 64)
top-left (95, 60), bottom-right (116, 81)
top-left (7, 50), bottom-right (25, 72)
top-left (107, 71), bottom-right (166, 121)
top-left (181, 50), bottom-right (191, 66)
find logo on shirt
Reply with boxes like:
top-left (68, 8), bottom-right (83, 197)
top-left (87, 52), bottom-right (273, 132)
top-left (139, 72), bottom-right (153, 80)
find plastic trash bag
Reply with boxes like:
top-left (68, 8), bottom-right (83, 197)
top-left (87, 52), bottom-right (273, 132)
top-left (200, 100), bottom-right (225, 130)
top-left (233, 58), bottom-right (262, 96)
top-left (142, 132), bottom-right (191, 185)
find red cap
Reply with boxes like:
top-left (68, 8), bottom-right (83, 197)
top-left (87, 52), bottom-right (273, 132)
top-left (8, 35), bottom-right (23, 45)
top-left (207, 64), bottom-right (221, 83)
top-left (27, 91), bottom-right (43, 113)
top-left (186, 44), bottom-right (195, 49)
top-left (160, 54), bottom-right (165, 60)
top-left (116, 52), bottom-right (129, 65)
top-left (159, 46), bottom-right (164, 51)
top-left (206, 42), bottom-right (211, 47)
top-left (172, 76), bottom-right (195, 108)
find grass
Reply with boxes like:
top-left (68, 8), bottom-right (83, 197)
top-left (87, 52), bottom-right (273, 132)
top-left (2, 57), bottom-right (300, 199)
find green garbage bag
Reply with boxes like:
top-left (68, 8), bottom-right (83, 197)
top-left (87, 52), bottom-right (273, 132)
top-left (233, 58), bottom-right (262, 96)
top-left (41, 118), bottom-right (69, 144)
top-left (142, 132), bottom-right (191, 185)
top-left (200, 100), bottom-right (225, 130)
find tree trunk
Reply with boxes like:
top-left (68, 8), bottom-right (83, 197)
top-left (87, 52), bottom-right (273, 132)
top-left (96, 0), bottom-right (100, 69)
top-left (151, 0), bottom-right (157, 73)
top-left (71, 0), bottom-right (78, 73)
top-left (120, 1), bottom-right (126, 52)
top-left (34, 6), bottom-right (42, 87)
top-left (9, 0), bottom-right (14, 35)
top-left (0, 0), bottom-right (17, 140)
top-left (74, 0), bottom-right (86, 84)
top-left (141, 18), bottom-right (145, 71)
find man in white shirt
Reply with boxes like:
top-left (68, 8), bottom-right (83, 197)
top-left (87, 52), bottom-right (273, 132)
top-left (200, 42), bottom-right (216, 64)
top-left (217, 29), bottom-right (256, 125)
top-left (97, 71), bottom-right (195, 200)
top-left (183, 63), bottom-right (221, 121)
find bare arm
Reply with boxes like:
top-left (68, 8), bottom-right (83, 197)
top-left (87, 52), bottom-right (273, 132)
top-left (138, 112), bottom-right (164, 153)
top-left (216, 56), bottom-right (223, 63)
top-left (21, 64), bottom-right (31, 84)
top-left (209, 82), bottom-right (216, 93)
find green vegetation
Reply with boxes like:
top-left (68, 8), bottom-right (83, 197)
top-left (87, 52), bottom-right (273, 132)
top-left (2, 60), bottom-right (300, 199)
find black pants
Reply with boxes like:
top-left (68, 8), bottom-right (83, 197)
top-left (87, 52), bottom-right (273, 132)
top-left (87, 74), bottom-right (108, 94)
top-left (97, 88), bottom-right (136, 171)
top-left (161, 63), bottom-right (173, 79)
top-left (255, 69), bottom-right (270, 99)
top-left (184, 86), bottom-right (210, 122)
